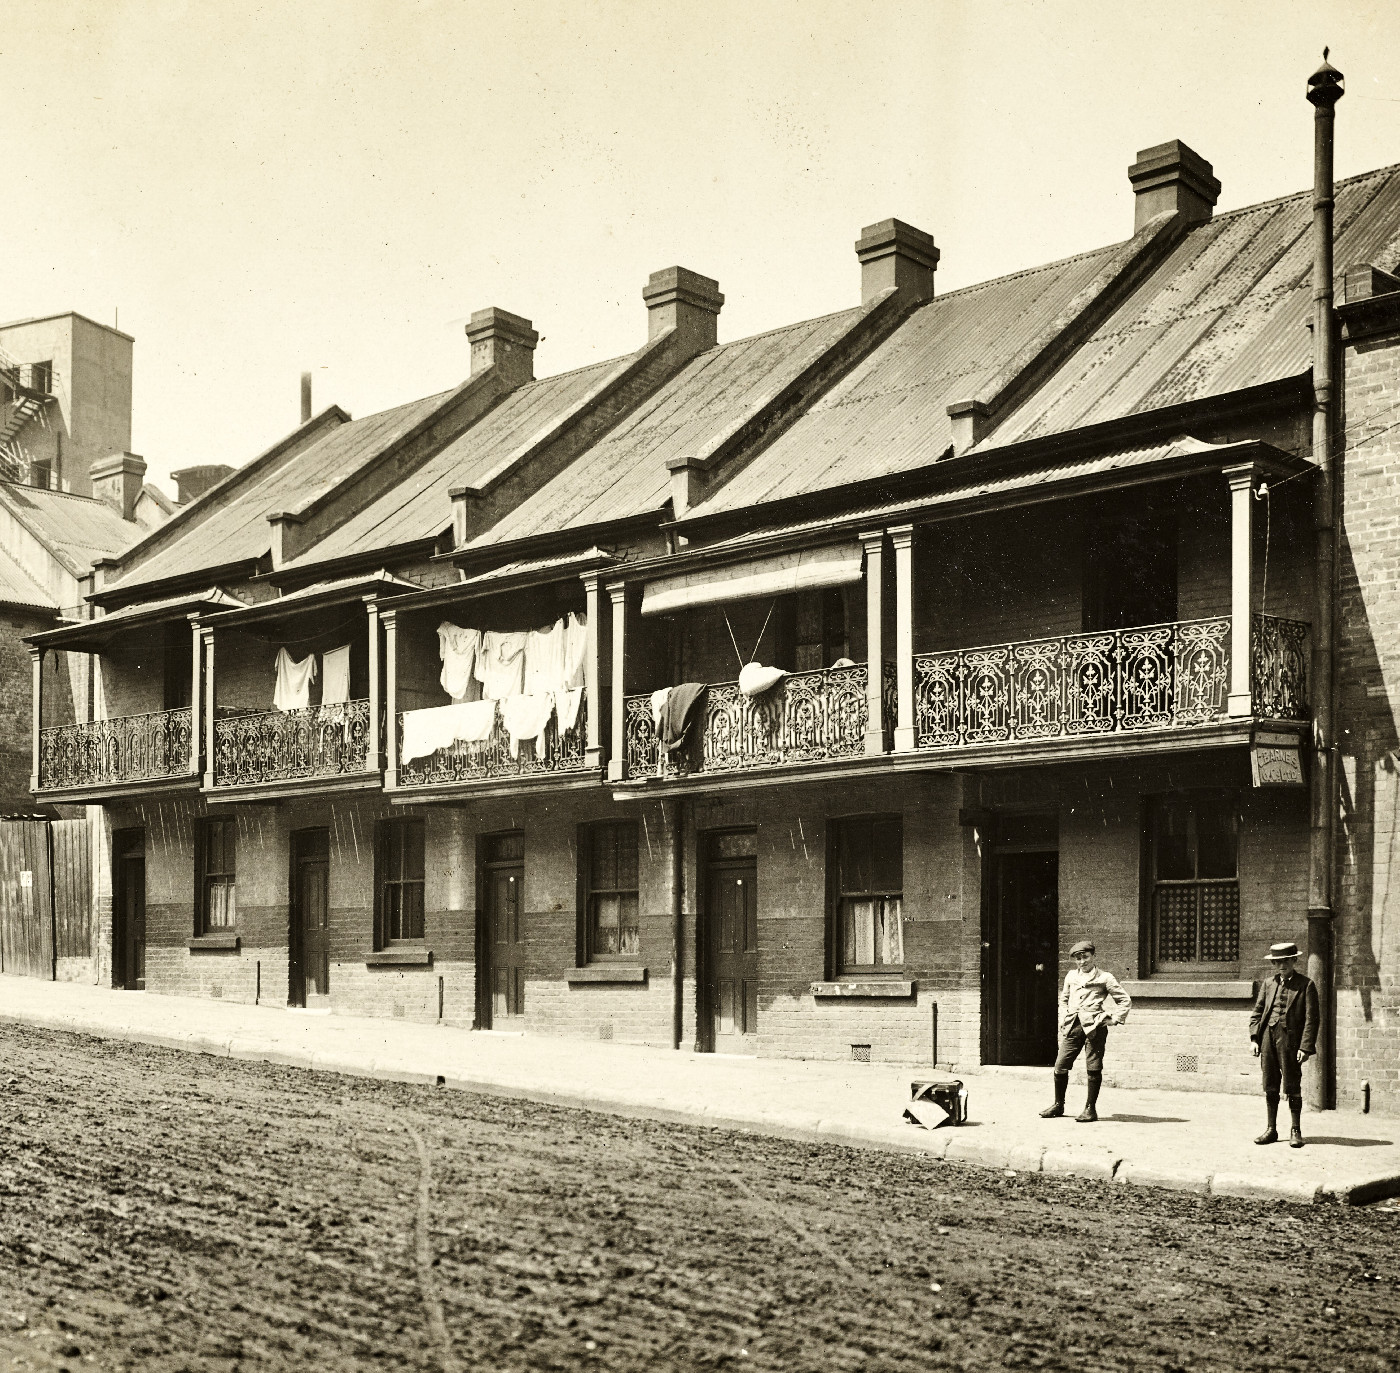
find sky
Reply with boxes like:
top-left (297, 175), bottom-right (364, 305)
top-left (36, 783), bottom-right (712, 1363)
top-left (3, 0), bottom-right (1399, 496)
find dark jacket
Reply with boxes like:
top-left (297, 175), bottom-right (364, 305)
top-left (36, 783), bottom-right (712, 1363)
top-left (1249, 969), bottom-right (1319, 1056)
top-left (660, 682), bottom-right (707, 754)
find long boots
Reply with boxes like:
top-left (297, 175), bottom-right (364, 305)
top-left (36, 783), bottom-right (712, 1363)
top-left (1077, 1072), bottom-right (1101, 1123)
top-left (1288, 1095), bottom-right (1304, 1148)
top-left (1040, 1072), bottom-right (1069, 1118)
top-left (1255, 1092), bottom-right (1280, 1144)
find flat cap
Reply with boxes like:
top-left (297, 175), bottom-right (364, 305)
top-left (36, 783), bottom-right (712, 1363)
top-left (1069, 940), bottom-right (1095, 956)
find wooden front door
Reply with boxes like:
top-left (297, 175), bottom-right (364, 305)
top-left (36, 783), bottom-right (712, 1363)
top-left (290, 828), bottom-right (330, 1006)
top-left (479, 832), bottom-right (525, 1029)
top-left (112, 829), bottom-right (145, 991)
top-left (989, 847), bottom-right (1059, 1065)
top-left (702, 834), bottom-right (759, 1054)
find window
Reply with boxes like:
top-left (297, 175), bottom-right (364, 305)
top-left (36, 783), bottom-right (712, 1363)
top-left (1148, 792), bottom-right (1239, 971)
top-left (583, 822), bottom-right (639, 959)
top-left (378, 818), bottom-right (425, 943)
top-left (199, 818), bottom-right (237, 932)
top-left (832, 815), bottom-right (904, 973)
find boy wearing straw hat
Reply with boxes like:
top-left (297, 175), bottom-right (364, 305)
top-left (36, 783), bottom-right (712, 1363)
top-left (1248, 941), bottom-right (1319, 1148)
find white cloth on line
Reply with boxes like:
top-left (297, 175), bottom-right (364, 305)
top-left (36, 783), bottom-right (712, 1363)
top-left (650, 687), bottom-right (672, 732)
top-left (321, 645), bottom-right (352, 705)
top-left (399, 701), bottom-right (497, 764)
top-left (524, 620), bottom-right (566, 697)
top-left (563, 611), bottom-right (588, 690)
top-left (273, 647), bottom-right (317, 712)
top-left (556, 687), bottom-right (584, 734)
top-left (738, 661), bottom-right (787, 698)
top-left (437, 623), bottom-right (482, 702)
top-left (500, 693), bottom-right (555, 757)
top-left (476, 630), bottom-right (528, 700)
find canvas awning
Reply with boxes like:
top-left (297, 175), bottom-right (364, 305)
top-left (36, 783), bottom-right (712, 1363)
top-left (640, 542), bottom-right (863, 618)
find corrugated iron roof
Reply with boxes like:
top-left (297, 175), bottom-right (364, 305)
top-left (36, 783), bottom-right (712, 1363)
top-left (283, 357), bottom-right (625, 570)
top-left (29, 587), bottom-right (247, 649)
top-left (0, 482), bottom-right (143, 576)
top-left (0, 546), bottom-right (57, 612)
top-left (109, 390), bottom-right (453, 592)
top-left (468, 308), bottom-right (863, 547)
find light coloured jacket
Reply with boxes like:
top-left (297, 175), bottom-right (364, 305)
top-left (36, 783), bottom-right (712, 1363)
top-left (1059, 965), bottom-right (1132, 1035)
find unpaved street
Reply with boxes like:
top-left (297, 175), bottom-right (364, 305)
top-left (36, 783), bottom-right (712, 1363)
top-left (0, 1022), bottom-right (1397, 1372)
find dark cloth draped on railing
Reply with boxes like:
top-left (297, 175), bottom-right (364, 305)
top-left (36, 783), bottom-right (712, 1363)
top-left (625, 663), bottom-right (870, 778)
top-left (397, 699), bottom-right (588, 786)
top-left (212, 700), bottom-right (371, 787)
top-left (39, 708), bottom-right (192, 789)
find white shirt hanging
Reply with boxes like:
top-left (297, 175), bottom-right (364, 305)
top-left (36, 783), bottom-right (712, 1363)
top-left (437, 623), bottom-right (482, 702)
top-left (273, 647), bottom-right (317, 712)
top-left (321, 645), bottom-right (352, 705)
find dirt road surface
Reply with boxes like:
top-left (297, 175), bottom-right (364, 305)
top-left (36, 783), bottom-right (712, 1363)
top-left (0, 1022), bottom-right (1396, 1372)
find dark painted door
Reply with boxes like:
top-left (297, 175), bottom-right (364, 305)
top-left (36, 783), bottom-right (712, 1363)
top-left (290, 828), bottom-right (330, 1006)
top-left (992, 851), bottom-right (1059, 1065)
top-left (480, 832), bottom-right (526, 1029)
top-left (704, 860), bottom-right (759, 1053)
top-left (113, 830), bottom-right (145, 991)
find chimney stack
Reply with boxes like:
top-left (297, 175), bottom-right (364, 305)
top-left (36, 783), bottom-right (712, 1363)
top-left (170, 463), bottom-right (235, 505)
top-left (856, 219), bottom-right (939, 306)
top-left (90, 452), bottom-right (147, 522)
top-left (301, 372), bottom-right (312, 424)
top-left (466, 308), bottom-right (538, 386)
top-left (1128, 140), bottom-right (1220, 232)
top-left (643, 268), bottom-right (724, 351)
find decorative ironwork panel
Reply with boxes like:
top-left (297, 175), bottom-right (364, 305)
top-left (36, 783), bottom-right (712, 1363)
top-left (397, 698), bottom-right (589, 787)
top-left (912, 617), bottom-right (1233, 753)
top-left (213, 700), bottom-right (371, 787)
top-left (1251, 615), bottom-right (1309, 720)
top-left (39, 708), bottom-right (193, 790)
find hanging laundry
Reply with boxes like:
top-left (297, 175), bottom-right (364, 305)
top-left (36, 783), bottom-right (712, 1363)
top-left (650, 687), bottom-right (672, 732)
top-left (500, 693), bottom-right (555, 758)
top-left (562, 611), bottom-right (588, 689)
top-left (437, 623), bottom-right (482, 702)
top-left (400, 700), bottom-right (498, 764)
top-left (524, 620), bottom-right (566, 697)
top-left (476, 630), bottom-right (528, 701)
top-left (738, 661), bottom-right (787, 698)
top-left (556, 687), bottom-right (585, 735)
top-left (273, 647), bottom-right (317, 712)
top-left (660, 682), bottom-right (707, 754)
top-left (831, 656), bottom-right (856, 669)
top-left (321, 645), bottom-right (352, 705)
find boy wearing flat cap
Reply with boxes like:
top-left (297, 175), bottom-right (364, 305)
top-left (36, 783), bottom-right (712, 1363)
top-left (1040, 940), bottom-right (1131, 1123)
top-left (1249, 941), bottom-right (1319, 1148)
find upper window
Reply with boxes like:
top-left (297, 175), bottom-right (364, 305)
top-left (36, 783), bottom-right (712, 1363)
top-left (833, 814), bottom-right (904, 974)
top-left (1147, 792), bottom-right (1239, 971)
top-left (378, 818), bottom-right (425, 943)
top-left (199, 818), bottom-right (237, 932)
top-left (582, 822), bottom-right (639, 960)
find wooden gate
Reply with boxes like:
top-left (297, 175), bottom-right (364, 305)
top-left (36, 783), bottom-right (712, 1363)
top-left (0, 819), bottom-right (56, 979)
top-left (52, 819), bottom-right (94, 979)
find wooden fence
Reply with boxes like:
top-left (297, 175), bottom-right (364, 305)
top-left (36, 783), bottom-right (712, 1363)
top-left (0, 817), bottom-right (94, 980)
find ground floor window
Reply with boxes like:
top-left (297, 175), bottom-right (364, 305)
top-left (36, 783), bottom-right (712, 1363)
top-left (1147, 791), bottom-right (1239, 971)
top-left (832, 814), bottom-right (903, 973)
top-left (377, 817), bottom-right (425, 943)
top-left (582, 821), bottom-right (639, 959)
top-left (198, 817), bottom-right (237, 932)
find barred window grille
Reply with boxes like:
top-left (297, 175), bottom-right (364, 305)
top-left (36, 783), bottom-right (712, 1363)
top-left (1149, 793), bottom-right (1240, 969)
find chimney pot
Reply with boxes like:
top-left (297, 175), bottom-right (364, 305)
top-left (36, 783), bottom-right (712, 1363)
top-left (643, 267), bottom-right (723, 350)
top-left (855, 219), bottom-right (939, 305)
top-left (466, 308), bottom-right (538, 386)
top-left (89, 452), bottom-right (148, 522)
top-left (300, 372), bottom-right (313, 424)
top-left (1128, 140), bottom-right (1220, 233)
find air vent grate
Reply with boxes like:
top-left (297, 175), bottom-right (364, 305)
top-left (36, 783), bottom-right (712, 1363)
top-left (851, 1044), bottom-right (871, 1063)
top-left (1176, 1054), bottom-right (1199, 1073)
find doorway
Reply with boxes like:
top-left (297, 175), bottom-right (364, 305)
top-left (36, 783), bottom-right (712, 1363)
top-left (699, 830), bottom-right (759, 1054)
top-left (290, 828), bottom-right (330, 1007)
top-left (112, 828), bottom-right (146, 991)
top-left (983, 814), bottom-right (1059, 1065)
top-left (477, 832), bottom-right (525, 1030)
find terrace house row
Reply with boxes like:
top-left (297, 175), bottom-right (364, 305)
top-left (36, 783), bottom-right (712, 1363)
top-left (29, 118), bottom-right (1400, 1113)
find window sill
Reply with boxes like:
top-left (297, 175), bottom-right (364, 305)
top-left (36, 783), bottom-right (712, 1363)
top-left (365, 948), bottom-right (433, 968)
top-left (567, 965), bottom-right (647, 985)
top-left (188, 934), bottom-right (240, 952)
top-left (1121, 980), bottom-right (1256, 1000)
top-left (810, 980), bottom-right (916, 999)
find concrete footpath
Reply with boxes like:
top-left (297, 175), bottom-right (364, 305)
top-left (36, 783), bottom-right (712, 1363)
top-left (3, 974), bottom-right (1398, 1206)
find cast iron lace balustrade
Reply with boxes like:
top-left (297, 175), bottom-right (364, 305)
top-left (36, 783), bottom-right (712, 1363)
top-left (212, 699), bottom-right (371, 787)
top-left (624, 663), bottom-right (871, 778)
top-left (396, 698), bottom-right (588, 786)
top-left (1251, 614), bottom-right (1310, 720)
top-left (38, 708), bottom-right (193, 790)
